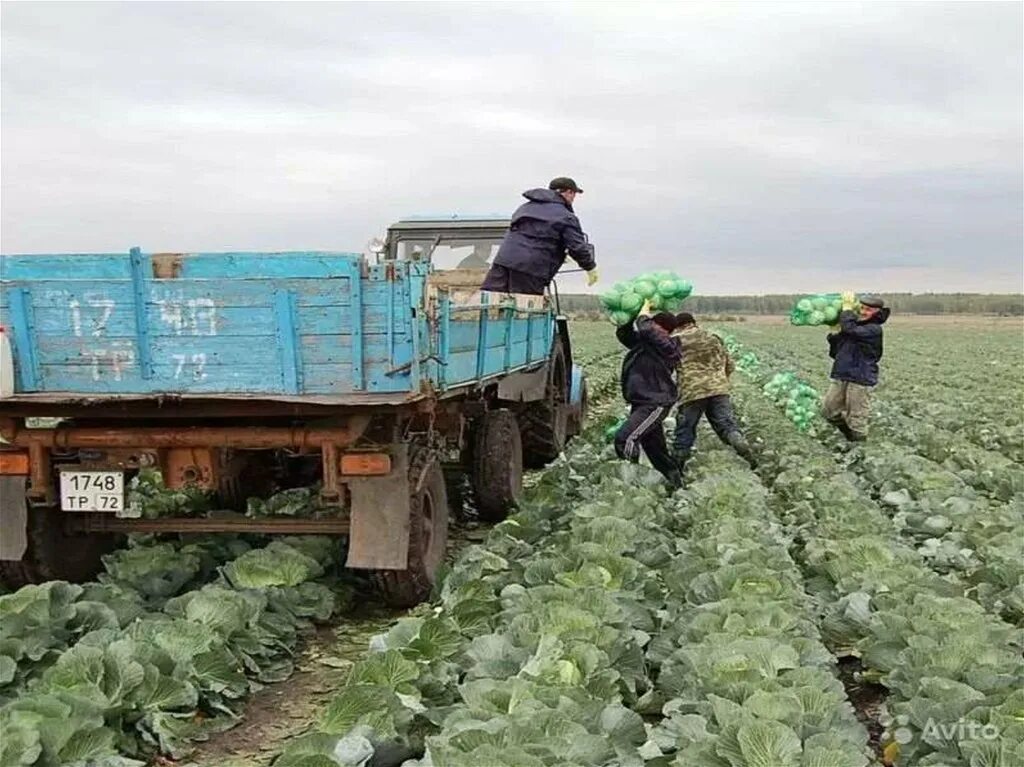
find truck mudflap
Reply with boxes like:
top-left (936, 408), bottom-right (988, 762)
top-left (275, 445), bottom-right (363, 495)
top-left (496, 365), bottom-right (547, 403)
top-left (345, 444), bottom-right (410, 570)
top-left (567, 364), bottom-right (588, 438)
top-left (0, 477), bottom-right (28, 561)
top-left (569, 364), bottom-right (585, 409)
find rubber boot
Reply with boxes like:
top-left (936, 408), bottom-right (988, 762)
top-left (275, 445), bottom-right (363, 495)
top-left (826, 416), bottom-right (854, 441)
top-left (846, 430), bottom-right (867, 443)
top-left (673, 448), bottom-right (692, 475)
top-left (664, 469), bottom-right (684, 492)
top-left (726, 431), bottom-right (758, 469)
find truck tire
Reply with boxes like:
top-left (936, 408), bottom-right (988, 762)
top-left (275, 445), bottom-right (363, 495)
top-left (371, 446), bottom-right (449, 608)
top-left (521, 341), bottom-right (569, 468)
top-left (0, 497), bottom-right (115, 588)
top-left (472, 409), bottom-right (523, 522)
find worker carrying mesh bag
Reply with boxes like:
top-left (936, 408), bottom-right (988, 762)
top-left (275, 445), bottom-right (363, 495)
top-left (822, 293), bottom-right (890, 442)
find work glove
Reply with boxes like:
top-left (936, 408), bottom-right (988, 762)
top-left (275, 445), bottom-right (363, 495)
top-left (840, 291), bottom-right (857, 311)
top-left (586, 268), bottom-right (599, 287)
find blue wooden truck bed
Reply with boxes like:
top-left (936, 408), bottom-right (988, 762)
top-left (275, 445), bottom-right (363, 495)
top-left (0, 239), bottom-right (579, 603)
top-left (0, 249), bottom-right (555, 404)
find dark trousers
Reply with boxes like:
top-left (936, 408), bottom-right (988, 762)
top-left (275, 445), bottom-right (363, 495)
top-left (614, 404), bottom-right (679, 483)
top-left (673, 395), bottom-right (741, 453)
top-left (480, 264), bottom-right (548, 295)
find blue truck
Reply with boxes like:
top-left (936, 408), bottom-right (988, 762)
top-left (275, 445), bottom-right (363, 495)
top-left (0, 217), bottom-right (588, 605)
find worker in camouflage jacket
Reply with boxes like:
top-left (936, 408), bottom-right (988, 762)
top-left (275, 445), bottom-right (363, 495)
top-left (670, 313), bottom-right (757, 472)
top-left (822, 293), bottom-right (890, 441)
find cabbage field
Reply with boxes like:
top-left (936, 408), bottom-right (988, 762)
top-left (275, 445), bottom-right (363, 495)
top-left (1, 317), bottom-right (1021, 767)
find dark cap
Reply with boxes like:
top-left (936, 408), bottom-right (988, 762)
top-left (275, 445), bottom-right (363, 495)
top-left (675, 312), bottom-right (696, 326)
top-left (549, 177), bottom-right (583, 193)
top-left (651, 312), bottom-right (678, 332)
top-left (859, 295), bottom-right (885, 309)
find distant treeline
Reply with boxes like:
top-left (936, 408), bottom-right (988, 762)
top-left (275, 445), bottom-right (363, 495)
top-left (556, 293), bottom-right (1024, 316)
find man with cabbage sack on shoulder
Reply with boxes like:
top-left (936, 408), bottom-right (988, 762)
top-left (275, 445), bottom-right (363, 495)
top-left (612, 303), bottom-right (684, 490)
top-left (822, 293), bottom-right (890, 441)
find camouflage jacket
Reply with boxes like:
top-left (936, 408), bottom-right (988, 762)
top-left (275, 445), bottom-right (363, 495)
top-left (672, 326), bottom-right (734, 403)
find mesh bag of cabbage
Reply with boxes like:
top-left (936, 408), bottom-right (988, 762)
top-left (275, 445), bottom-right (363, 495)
top-left (763, 372), bottom-right (820, 431)
top-left (789, 293), bottom-right (861, 327)
top-left (600, 271), bottom-right (693, 326)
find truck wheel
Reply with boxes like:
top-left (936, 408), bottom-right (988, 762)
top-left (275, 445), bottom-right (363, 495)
top-left (371, 447), bottom-right (449, 608)
top-left (0, 486), bottom-right (115, 588)
top-left (472, 409), bottom-right (523, 522)
top-left (521, 341), bottom-right (569, 468)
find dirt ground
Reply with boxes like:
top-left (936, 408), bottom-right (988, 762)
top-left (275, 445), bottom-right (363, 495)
top-left (180, 609), bottom-right (401, 767)
top-left (178, 514), bottom-right (490, 767)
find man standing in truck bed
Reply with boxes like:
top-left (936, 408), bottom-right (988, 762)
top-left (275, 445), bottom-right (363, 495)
top-left (481, 177), bottom-right (599, 295)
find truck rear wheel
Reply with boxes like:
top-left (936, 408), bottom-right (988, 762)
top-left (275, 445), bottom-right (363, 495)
top-left (472, 409), bottom-right (523, 522)
top-left (0, 480), bottom-right (115, 588)
top-left (521, 341), bottom-right (569, 468)
top-left (371, 446), bottom-right (449, 608)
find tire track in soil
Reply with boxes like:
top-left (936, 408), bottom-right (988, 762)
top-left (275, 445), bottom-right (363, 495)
top-left (837, 657), bottom-right (888, 756)
top-left (178, 517), bottom-right (492, 767)
top-left (179, 611), bottom-right (401, 767)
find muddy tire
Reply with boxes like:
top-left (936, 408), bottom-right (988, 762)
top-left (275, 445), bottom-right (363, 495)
top-left (521, 341), bottom-right (569, 469)
top-left (371, 446), bottom-right (449, 608)
top-left (0, 480), bottom-right (115, 588)
top-left (471, 409), bottom-right (523, 522)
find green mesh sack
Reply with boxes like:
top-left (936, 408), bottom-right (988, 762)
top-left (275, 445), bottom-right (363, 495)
top-left (764, 372), bottom-right (820, 431)
top-left (789, 293), bottom-right (860, 327)
top-left (602, 271), bottom-right (695, 326)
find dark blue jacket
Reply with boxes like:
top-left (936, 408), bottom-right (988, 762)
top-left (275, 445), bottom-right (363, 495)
top-left (827, 308), bottom-right (890, 386)
top-left (494, 189), bottom-right (596, 282)
top-left (616, 317), bottom-right (682, 406)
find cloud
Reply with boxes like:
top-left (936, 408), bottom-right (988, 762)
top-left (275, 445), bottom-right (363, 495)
top-left (1, 1), bottom-right (1021, 293)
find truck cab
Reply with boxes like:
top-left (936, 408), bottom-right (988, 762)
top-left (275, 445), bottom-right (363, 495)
top-left (380, 215), bottom-right (510, 271)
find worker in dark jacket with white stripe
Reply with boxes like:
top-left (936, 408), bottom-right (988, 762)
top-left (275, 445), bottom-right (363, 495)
top-left (481, 177), bottom-right (598, 295)
top-left (822, 293), bottom-right (890, 441)
top-left (613, 306), bottom-right (683, 489)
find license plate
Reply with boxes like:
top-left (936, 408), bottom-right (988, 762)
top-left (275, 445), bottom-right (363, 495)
top-left (60, 471), bottom-right (125, 512)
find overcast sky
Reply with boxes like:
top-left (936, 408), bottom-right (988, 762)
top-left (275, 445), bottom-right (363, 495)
top-left (2, 1), bottom-right (1021, 294)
